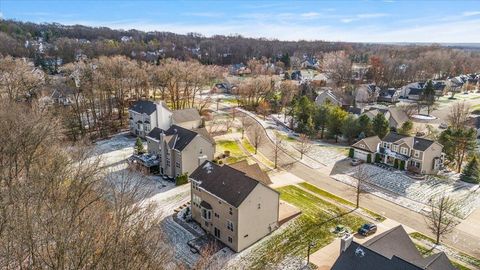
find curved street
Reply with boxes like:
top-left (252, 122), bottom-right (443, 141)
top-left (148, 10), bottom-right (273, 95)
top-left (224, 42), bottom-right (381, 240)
top-left (237, 109), bottom-right (480, 258)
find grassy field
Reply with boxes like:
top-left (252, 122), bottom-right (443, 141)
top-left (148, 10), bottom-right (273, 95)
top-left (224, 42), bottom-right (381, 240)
top-left (216, 139), bottom-right (246, 164)
top-left (410, 232), bottom-right (478, 270)
top-left (298, 182), bottom-right (385, 222)
top-left (248, 185), bottom-right (366, 269)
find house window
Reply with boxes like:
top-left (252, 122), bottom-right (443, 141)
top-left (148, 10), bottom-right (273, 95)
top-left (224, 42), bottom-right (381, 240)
top-left (244, 234), bottom-right (249, 238)
top-left (201, 209), bottom-right (212, 220)
top-left (145, 124), bottom-right (150, 132)
top-left (200, 148), bottom-right (203, 154)
top-left (227, 220), bottom-right (234, 232)
top-left (414, 150), bottom-right (420, 158)
top-left (176, 161), bottom-right (180, 168)
top-left (258, 203), bottom-right (261, 209)
top-left (228, 237), bottom-right (233, 243)
top-left (229, 207), bottom-right (233, 215)
top-left (392, 145), bottom-right (398, 152)
top-left (214, 213), bottom-right (219, 218)
top-left (214, 227), bottom-right (221, 238)
top-left (166, 158), bottom-right (170, 167)
top-left (400, 147), bottom-right (408, 155)
top-left (192, 194), bottom-right (201, 207)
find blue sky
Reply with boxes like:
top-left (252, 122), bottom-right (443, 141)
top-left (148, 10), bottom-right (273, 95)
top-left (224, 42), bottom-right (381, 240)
top-left (1, 0), bottom-right (480, 43)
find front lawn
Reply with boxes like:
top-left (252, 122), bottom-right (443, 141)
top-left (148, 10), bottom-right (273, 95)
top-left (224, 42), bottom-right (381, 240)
top-left (216, 139), bottom-right (246, 164)
top-left (247, 185), bottom-right (366, 269)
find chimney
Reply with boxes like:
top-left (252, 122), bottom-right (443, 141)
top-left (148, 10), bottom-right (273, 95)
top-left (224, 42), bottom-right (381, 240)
top-left (340, 233), bottom-right (353, 253)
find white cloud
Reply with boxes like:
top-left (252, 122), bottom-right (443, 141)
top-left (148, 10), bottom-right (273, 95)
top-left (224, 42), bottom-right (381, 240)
top-left (301, 12), bottom-right (321, 18)
top-left (462, 11), bottom-right (480, 17)
top-left (341, 13), bottom-right (388, 23)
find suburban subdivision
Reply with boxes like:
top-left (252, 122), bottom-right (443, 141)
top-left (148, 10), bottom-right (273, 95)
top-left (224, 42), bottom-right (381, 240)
top-left (1, 1), bottom-right (480, 270)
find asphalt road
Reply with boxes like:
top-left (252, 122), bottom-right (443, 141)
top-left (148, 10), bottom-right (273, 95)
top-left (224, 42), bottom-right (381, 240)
top-left (238, 110), bottom-right (480, 257)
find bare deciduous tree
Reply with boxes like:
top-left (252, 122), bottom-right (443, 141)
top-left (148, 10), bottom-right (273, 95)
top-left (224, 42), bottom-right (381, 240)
top-left (252, 125), bottom-right (263, 155)
top-left (297, 134), bottom-right (311, 159)
top-left (239, 113), bottom-right (252, 139)
top-left (353, 165), bottom-right (370, 209)
top-left (448, 102), bottom-right (470, 130)
top-left (273, 133), bottom-right (284, 169)
top-left (425, 195), bottom-right (459, 245)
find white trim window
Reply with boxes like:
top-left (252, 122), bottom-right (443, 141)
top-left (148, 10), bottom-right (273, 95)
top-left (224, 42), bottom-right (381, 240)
top-left (227, 220), bottom-right (234, 232)
top-left (414, 150), bottom-right (420, 158)
top-left (192, 194), bottom-right (201, 207)
top-left (400, 147), bottom-right (408, 155)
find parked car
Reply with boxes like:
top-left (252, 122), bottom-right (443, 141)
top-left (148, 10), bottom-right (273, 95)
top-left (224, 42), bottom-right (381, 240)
top-left (439, 123), bottom-right (448, 129)
top-left (351, 158), bottom-right (362, 166)
top-left (358, 223), bottom-right (377, 236)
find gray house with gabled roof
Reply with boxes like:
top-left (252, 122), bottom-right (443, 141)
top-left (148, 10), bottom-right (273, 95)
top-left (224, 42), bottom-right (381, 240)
top-left (146, 125), bottom-right (215, 178)
top-left (190, 161), bottom-right (279, 252)
top-left (332, 226), bottom-right (455, 270)
top-left (128, 100), bottom-right (202, 138)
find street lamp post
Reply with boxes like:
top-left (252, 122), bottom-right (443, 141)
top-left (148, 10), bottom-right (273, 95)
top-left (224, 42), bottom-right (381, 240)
top-left (306, 241), bottom-right (316, 267)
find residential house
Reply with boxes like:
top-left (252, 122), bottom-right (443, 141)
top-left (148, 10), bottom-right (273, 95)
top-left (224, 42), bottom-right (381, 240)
top-left (315, 88), bottom-right (343, 107)
top-left (377, 132), bottom-right (444, 174)
top-left (212, 82), bottom-right (234, 94)
top-left (351, 136), bottom-right (381, 162)
top-left (128, 100), bottom-right (202, 138)
top-left (190, 161), bottom-right (279, 252)
top-left (332, 226), bottom-right (455, 270)
top-left (355, 84), bottom-right (380, 104)
top-left (146, 125), bottom-right (215, 178)
top-left (362, 107), bottom-right (409, 130)
top-left (300, 58), bottom-right (319, 69)
top-left (229, 63), bottom-right (251, 76)
top-left (290, 70), bottom-right (302, 81)
top-left (377, 88), bottom-right (401, 103)
top-left (401, 81), bottom-right (446, 100)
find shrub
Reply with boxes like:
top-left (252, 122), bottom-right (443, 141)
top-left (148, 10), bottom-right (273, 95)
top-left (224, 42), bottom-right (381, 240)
top-left (400, 160), bottom-right (406, 170)
top-left (367, 154), bottom-right (372, 163)
top-left (175, 173), bottom-right (189, 186)
top-left (348, 148), bottom-right (354, 158)
top-left (375, 153), bottom-right (381, 163)
top-left (394, 159), bottom-right (399, 169)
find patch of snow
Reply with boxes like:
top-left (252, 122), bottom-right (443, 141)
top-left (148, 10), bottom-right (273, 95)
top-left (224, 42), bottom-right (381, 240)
top-left (411, 114), bottom-right (437, 120)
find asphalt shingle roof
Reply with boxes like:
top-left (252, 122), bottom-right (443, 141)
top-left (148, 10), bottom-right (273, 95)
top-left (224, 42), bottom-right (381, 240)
top-left (129, 100), bottom-right (157, 115)
top-left (190, 161), bottom-right (261, 207)
top-left (172, 108), bottom-right (201, 123)
top-left (332, 226), bottom-right (456, 270)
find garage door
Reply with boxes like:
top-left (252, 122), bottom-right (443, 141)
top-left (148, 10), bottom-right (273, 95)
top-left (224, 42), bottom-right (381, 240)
top-left (354, 149), bottom-right (368, 161)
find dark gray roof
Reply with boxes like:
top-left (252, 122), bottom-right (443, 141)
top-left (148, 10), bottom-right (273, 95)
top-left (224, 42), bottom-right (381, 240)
top-left (382, 132), bottom-right (408, 143)
top-left (130, 100), bottom-right (157, 115)
top-left (332, 226), bottom-right (456, 270)
top-left (409, 88), bottom-right (424, 95)
top-left (147, 125), bottom-right (198, 151)
top-left (165, 125), bottom-right (198, 151)
top-left (412, 137), bottom-right (435, 151)
top-left (190, 161), bottom-right (260, 207)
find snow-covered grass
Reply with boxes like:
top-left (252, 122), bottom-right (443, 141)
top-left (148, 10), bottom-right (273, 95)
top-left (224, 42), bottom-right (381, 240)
top-left (411, 114), bottom-right (437, 120)
top-left (331, 164), bottom-right (480, 219)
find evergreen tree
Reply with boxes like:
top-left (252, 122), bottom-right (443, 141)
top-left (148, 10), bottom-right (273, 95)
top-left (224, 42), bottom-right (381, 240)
top-left (460, 155), bottom-right (480, 184)
top-left (422, 80), bottom-right (436, 115)
top-left (398, 120), bottom-right (413, 135)
top-left (357, 114), bottom-right (373, 136)
top-left (372, 113), bottom-right (389, 139)
top-left (135, 137), bottom-right (145, 154)
top-left (326, 106), bottom-right (348, 142)
top-left (341, 114), bottom-right (360, 144)
top-left (314, 104), bottom-right (330, 139)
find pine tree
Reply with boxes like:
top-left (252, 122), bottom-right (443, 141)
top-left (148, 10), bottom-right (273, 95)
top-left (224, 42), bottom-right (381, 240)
top-left (372, 113), bottom-right (389, 139)
top-left (460, 155), bottom-right (480, 184)
top-left (135, 137), bottom-right (145, 154)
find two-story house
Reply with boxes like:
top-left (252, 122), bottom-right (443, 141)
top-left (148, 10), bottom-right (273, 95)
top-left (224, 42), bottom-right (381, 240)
top-left (190, 161), bottom-right (279, 252)
top-left (355, 132), bottom-right (444, 174)
top-left (128, 100), bottom-right (202, 138)
top-left (146, 125), bottom-right (215, 178)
